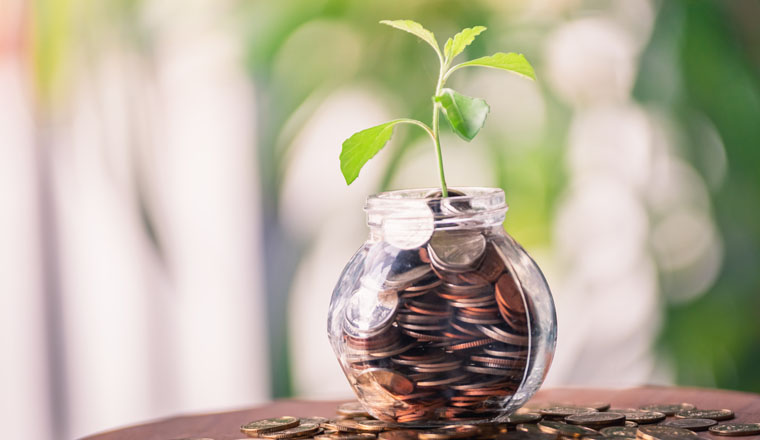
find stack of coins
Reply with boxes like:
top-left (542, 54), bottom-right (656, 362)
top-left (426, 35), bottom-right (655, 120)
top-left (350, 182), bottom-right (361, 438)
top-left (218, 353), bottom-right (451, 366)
top-left (340, 225), bottom-right (534, 422)
top-left (238, 401), bottom-right (760, 440)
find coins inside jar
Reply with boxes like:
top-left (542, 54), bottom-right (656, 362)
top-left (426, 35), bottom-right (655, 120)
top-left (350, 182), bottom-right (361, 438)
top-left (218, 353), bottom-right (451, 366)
top-left (339, 228), bottom-right (533, 423)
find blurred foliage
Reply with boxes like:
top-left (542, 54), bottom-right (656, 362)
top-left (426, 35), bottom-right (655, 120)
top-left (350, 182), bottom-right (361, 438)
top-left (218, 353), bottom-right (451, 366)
top-left (636, 0), bottom-right (760, 392)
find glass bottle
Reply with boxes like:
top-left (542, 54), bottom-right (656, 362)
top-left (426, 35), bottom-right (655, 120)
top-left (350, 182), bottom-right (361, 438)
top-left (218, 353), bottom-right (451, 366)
top-left (328, 187), bottom-right (556, 425)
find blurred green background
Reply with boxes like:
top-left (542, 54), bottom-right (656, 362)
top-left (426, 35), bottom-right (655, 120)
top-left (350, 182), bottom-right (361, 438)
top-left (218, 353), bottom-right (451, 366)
top-left (6, 0), bottom-right (760, 438)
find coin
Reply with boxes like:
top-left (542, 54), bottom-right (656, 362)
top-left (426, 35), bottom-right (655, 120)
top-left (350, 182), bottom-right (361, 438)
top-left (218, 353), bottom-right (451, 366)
top-left (301, 417), bottom-right (330, 425)
top-left (502, 412), bottom-right (542, 424)
top-left (241, 416), bottom-right (301, 435)
top-left (418, 425), bottom-right (481, 440)
top-left (566, 412), bottom-right (626, 428)
top-left (534, 402), bottom-right (610, 412)
top-left (540, 407), bottom-right (598, 420)
top-left (416, 373), bottom-right (469, 387)
top-left (344, 286), bottom-right (399, 338)
top-left (339, 419), bottom-right (398, 433)
top-left (709, 423), bottom-right (760, 436)
top-left (382, 201), bottom-right (434, 250)
top-left (386, 264), bottom-right (434, 290)
top-left (639, 404), bottom-right (696, 417)
top-left (428, 231), bottom-right (487, 273)
top-left (674, 409), bottom-right (734, 421)
top-left (260, 423), bottom-right (321, 439)
top-left (635, 425), bottom-right (699, 440)
top-left (357, 368), bottom-right (415, 395)
top-left (660, 418), bottom-right (717, 431)
top-left (609, 409), bottom-right (665, 425)
top-left (538, 420), bottom-right (598, 437)
top-left (600, 426), bottom-right (638, 438)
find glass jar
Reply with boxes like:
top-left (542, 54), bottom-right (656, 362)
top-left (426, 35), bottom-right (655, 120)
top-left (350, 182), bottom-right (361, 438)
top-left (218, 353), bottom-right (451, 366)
top-left (327, 187), bottom-right (556, 425)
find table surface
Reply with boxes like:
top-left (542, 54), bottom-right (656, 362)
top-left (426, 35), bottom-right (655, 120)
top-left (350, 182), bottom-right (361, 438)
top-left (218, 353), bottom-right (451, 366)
top-left (82, 387), bottom-right (760, 440)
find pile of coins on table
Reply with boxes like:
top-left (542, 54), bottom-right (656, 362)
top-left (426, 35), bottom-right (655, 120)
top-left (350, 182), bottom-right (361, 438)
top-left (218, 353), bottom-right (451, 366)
top-left (239, 401), bottom-right (760, 440)
top-left (339, 225), bottom-right (533, 422)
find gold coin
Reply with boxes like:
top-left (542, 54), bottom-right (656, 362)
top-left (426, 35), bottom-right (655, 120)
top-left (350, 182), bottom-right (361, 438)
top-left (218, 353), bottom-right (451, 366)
top-left (709, 423), bottom-right (760, 436)
top-left (338, 403), bottom-right (370, 417)
top-left (566, 413), bottom-right (626, 428)
top-left (241, 416), bottom-right (300, 435)
top-left (674, 409), bottom-right (734, 421)
top-left (660, 418), bottom-right (717, 431)
top-left (354, 419), bottom-right (400, 432)
top-left (636, 425), bottom-right (699, 440)
top-left (302, 417), bottom-right (330, 425)
top-left (538, 421), bottom-right (598, 437)
top-left (321, 421), bottom-right (344, 431)
top-left (639, 404), bottom-right (696, 417)
top-left (418, 425), bottom-right (481, 440)
top-left (336, 419), bottom-right (397, 433)
top-left (259, 423), bottom-right (321, 439)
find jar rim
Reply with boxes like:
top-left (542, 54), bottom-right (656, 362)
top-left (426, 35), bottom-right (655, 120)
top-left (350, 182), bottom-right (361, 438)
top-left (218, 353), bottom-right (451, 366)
top-left (364, 187), bottom-right (508, 225)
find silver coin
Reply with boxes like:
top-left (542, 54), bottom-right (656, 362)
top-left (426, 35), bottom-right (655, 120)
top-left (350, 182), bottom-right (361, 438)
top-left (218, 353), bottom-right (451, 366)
top-left (381, 201), bottom-right (435, 250)
top-left (675, 409), bottom-right (734, 421)
top-left (661, 418), bottom-right (717, 431)
top-left (428, 230), bottom-right (487, 273)
top-left (385, 264), bottom-right (433, 289)
top-left (709, 423), bottom-right (760, 436)
top-left (343, 285), bottom-right (399, 338)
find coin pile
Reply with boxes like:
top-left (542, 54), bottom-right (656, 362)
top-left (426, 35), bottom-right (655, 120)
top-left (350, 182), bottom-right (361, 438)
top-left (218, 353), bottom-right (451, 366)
top-left (340, 223), bottom-right (534, 422)
top-left (238, 401), bottom-right (760, 440)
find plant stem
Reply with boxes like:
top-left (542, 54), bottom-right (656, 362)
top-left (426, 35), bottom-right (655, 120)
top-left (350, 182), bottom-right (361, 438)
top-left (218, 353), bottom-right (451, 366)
top-left (432, 62), bottom-right (449, 197)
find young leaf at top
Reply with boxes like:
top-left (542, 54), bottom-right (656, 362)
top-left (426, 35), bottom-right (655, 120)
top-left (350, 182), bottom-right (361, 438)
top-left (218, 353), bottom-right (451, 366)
top-left (340, 120), bottom-right (402, 185)
top-left (435, 88), bottom-right (490, 141)
top-left (379, 20), bottom-right (441, 58)
top-left (444, 26), bottom-right (487, 61)
top-left (450, 52), bottom-right (536, 80)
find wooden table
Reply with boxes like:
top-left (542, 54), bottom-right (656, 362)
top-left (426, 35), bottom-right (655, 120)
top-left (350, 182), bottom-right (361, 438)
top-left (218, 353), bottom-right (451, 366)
top-left (82, 387), bottom-right (760, 440)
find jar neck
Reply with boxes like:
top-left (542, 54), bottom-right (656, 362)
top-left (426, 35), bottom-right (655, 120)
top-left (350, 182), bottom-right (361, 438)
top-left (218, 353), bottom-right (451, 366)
top-left (365, 187), bottom-right (508, 238)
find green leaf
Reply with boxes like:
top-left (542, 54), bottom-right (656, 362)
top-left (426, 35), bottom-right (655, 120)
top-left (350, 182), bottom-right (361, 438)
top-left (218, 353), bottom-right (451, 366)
top-left (444, 26), bottom-right (487, 61)
top-left (452, 52), bottom-right (536, 80)
top-left (340, 120), bottom-right (401, 185)
top-left (435, 88), bottom-right (490, 141)
top-left (379, 20), bottom-right (441, 57)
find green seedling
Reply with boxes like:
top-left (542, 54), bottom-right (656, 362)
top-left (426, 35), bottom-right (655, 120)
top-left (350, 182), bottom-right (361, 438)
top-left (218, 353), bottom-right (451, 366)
top-left (339, 19), bottom-right (536, 197)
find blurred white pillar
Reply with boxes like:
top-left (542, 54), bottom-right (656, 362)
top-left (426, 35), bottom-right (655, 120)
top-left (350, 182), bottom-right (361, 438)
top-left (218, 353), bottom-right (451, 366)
top-left (47, 1), bottom-right (269, 438)
top-left (0, 57), bottom-right (53, 440)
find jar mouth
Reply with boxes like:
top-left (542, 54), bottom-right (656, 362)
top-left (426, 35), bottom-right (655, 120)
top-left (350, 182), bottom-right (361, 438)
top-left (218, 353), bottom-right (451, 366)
top-left (365, 187), bottom-right (508, 228)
